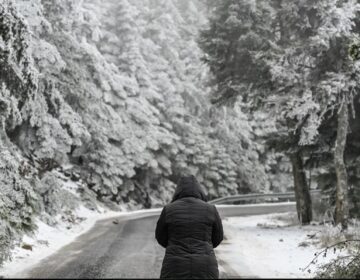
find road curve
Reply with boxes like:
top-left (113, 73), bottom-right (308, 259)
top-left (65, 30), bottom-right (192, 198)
top-left (16, 202), bottom-right (296, 279)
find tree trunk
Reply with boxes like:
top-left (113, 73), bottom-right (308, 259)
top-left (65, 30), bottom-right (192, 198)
top-left (290, 151), bottom-right (312, 224)
top-left (334, 101), bottom-right (349, 230)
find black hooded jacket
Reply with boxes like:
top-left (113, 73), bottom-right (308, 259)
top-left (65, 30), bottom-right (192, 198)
top-left (155, 176), bottom-right (224, 279)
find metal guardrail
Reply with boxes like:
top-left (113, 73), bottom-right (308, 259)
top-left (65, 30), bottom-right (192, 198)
top-left (208, 189), bottom-right (322, 205)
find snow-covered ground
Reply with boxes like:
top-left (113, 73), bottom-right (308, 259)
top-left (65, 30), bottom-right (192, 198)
top-left (1, 207), bottom-right (353, 279)
top-left (216, 212), bottom-right (343, 278)
top-left (0, 206), bottom-right (161, 278)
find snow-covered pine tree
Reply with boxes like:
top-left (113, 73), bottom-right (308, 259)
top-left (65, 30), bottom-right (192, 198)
top-left (0, 0), bottom-right (270, 267)
top-left (200, 0), bottom-right (360, 227)
top-left (0, 0), bottom-right (39, 264)
top-left (269, 0), bottom-right (360, 229)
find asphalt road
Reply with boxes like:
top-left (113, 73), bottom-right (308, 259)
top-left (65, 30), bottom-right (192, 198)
top-left (17, 202), bottom-right (296, 279)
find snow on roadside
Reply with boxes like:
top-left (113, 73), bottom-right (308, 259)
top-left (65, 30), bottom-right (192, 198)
top-left (216, 213), bottom-right (341, 278)
top-left (0, 205), bottom-right (161, 278)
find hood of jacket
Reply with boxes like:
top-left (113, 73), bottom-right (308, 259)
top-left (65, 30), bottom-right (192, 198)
top-left (171, 175), bottom-right (207, 202)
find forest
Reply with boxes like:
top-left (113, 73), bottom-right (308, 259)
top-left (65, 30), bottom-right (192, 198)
top-left (0, 0), bottom-right (360, 277)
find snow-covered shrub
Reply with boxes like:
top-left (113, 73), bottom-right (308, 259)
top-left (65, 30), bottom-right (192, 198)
top-left (0, 147), bottom-right (38, 265)
top-left (314, 239), bottom-right (360, 279)
top-left (315, 250), bottom-right (360, 279)
top-left (37, 172), bottom-right (78, 222)
top-left (306, 222), bottom-right (360, 278)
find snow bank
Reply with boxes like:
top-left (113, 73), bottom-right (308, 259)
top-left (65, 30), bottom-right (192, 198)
top-left (216, 213), bottom-right (341, 278)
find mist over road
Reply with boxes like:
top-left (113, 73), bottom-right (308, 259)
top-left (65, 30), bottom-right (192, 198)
top-left (17, 203), bottom-right (295, 279)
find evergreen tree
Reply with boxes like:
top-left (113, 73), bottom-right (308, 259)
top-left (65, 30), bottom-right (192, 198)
top-left (200, 0), bottom-right (360, 226)
top-left (0, 0), bottom-right (271, 266)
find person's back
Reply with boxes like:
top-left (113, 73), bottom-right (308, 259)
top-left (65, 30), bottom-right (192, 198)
top-left (155, 175), bottom-right (223, 279)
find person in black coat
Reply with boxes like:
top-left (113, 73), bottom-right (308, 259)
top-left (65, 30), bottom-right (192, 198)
top-left (155, 175), bottom-right (224, 279)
